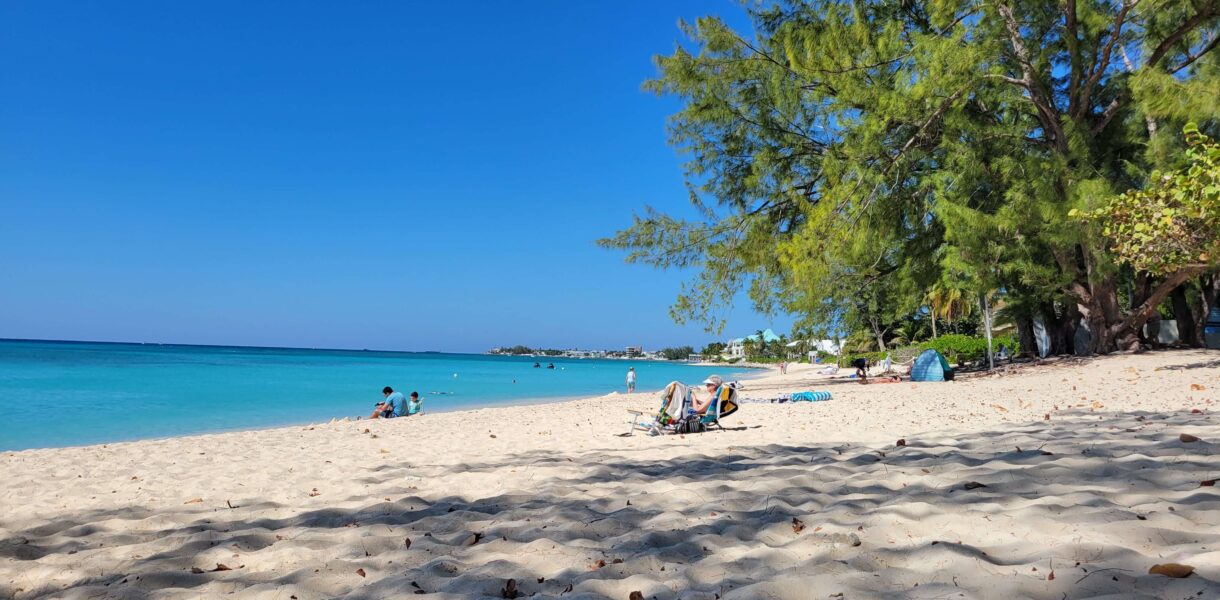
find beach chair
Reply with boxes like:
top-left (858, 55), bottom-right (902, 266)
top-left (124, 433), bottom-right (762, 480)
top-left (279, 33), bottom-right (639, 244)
top-left (697, 383), bottom-right (739, 431)
top-left (626, 381), bottom-right (688, 436)
top-left (626, 381), bottom-right (740, 436)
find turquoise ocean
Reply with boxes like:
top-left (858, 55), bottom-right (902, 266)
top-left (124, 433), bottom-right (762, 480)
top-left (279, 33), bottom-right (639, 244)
top-left (0, 339), bottom-right (746, 451)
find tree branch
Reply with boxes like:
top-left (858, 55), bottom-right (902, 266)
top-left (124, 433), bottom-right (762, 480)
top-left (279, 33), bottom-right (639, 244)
top-left (1091, 98), bottom-right (1122, 134)
top-left (1075, 0), bottom-right (1137, 119)
top-left (1066, 0), bottom-right (1082, 115)
top-left (1169, 30), bottom-right (1220, 73)
top-left (1115, 267), bottom-right (1207, 336)
top-left (1147, 6), bottom-right (1220, 69)
top-left (998, 3), bottom-right (1067, 152)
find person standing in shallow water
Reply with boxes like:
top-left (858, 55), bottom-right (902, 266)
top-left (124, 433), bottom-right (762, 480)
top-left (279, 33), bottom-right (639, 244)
top-left (626, 367), bottom-right (637, 393)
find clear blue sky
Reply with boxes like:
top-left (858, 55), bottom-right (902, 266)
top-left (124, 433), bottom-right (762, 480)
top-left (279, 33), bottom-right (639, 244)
top-left (0, 1), bottom-right (793, 352)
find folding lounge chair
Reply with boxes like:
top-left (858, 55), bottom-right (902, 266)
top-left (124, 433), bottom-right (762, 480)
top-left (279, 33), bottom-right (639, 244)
top-left (697, 383), bottom-right (739, 431)
top-left (627, 381), bottom-right (739, 436)
top-left (626, 381), bottom-right (688, 436)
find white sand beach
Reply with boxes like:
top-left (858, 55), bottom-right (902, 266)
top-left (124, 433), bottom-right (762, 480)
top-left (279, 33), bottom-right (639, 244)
top-left (2, 350), bottom-right (1218, 599)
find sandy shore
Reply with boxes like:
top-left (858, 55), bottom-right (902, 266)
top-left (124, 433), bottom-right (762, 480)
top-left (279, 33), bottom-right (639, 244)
top-left (2, 350), bottom-right (1218, 599)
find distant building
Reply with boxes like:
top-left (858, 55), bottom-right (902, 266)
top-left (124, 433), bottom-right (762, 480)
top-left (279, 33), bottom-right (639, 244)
top-left (724, 328), bottom-right (782, 359)
top-left (785, 338), bottom-right (841, 360)
top-left (625, 346), bottom-right (642, 357)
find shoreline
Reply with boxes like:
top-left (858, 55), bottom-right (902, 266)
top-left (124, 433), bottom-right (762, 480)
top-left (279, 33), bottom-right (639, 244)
top-left (0, 365), bottom-right (778, 455)
top-left (2, 350), bottom-right (1216, 599)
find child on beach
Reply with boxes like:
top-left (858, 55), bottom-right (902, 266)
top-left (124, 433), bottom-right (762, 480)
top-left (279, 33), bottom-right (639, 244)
top-left (403, 392), bottom-right (422, 416)
top-left (626, 367), bottom-right (636, 393)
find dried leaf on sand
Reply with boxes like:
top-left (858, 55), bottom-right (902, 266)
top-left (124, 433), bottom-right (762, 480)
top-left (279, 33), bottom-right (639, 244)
top-left (1148, 563), bottom-right (1194, 578)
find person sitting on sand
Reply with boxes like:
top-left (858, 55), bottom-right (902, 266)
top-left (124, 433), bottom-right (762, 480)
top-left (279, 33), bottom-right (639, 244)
top-left (852, 357), bottom-right (869, 382)
top-left (370, 386), bottom-right (404, 419)
top-left (402, 391), bottom-right (422, 416)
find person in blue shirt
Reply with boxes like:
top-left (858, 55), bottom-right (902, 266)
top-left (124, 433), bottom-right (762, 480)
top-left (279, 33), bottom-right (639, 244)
top-left (370, 386), bottom-right (404, 419)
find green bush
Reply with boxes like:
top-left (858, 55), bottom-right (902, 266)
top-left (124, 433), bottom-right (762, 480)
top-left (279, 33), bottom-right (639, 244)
top-left (843, 335), bottom-right (1020, 367)
top-left (920, 334), bottom-right (1019, 363)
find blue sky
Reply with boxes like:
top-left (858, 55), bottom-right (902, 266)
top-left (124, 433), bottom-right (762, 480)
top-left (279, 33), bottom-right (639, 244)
top-left (0, 1), bottom-right (794, 352)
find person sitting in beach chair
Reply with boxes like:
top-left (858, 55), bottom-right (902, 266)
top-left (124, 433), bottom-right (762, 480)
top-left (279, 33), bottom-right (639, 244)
top-left (626, 376), bottom-right (737, 436)
top-left (689, 375), bottom-right (739, 431)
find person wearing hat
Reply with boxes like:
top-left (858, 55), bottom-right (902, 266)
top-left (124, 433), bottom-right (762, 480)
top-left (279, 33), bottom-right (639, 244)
top-left (691, 375), bottom-right (724, 414)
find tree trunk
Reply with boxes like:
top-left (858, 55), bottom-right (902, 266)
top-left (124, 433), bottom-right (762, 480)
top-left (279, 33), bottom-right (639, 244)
top-left (1199, 274), bottom-right (1219, 340)
top-left (930, 312), bottom-right (938, 339)
top-left (1170, 284), bottom-right (1200, 347)
top-left (1016, 315), bottom-right (1037, 358)
top-left (1131, 272), bottom-right (1154, 346)
top-left (1107, 268), bottom-right (1207, 350)
top-left (1044, 302), bottom-right (1076, 356)
top-left (1086, 275), bottom-right (1125, 354)
top-left (869, 317), bottom-right (888, 352)
top-left (979, 294), bottom-right (995, 370)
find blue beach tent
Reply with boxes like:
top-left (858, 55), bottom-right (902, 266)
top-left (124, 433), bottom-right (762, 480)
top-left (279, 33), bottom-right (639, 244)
top-left (910, 349), bottom-right (954, 382)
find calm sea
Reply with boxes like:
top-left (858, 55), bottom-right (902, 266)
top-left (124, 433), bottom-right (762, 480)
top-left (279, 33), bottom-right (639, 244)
top-left (0, 339), bottom-right (746, 451)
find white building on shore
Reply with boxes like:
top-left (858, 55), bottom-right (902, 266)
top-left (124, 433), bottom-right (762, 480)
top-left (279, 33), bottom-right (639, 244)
top-left (724, 329), bottom-right (782, 359)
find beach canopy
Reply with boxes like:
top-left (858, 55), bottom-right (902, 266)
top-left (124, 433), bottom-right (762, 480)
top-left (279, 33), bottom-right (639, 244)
top-left (910, 349), bottom-right (954, 382)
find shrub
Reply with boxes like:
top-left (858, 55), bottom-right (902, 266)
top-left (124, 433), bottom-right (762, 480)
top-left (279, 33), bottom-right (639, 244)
top-left (921, 334), bottom-right (1019, 363)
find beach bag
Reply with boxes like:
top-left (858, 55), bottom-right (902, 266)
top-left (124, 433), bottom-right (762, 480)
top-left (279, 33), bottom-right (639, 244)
top-left (675, 416), bottom-right (705, 434)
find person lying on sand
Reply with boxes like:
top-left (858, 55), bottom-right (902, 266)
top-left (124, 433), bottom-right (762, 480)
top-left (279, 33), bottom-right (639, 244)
top-left (370, 386), bottom-right (404, 419)
top-left (860, 375), bottom-right (902, 384)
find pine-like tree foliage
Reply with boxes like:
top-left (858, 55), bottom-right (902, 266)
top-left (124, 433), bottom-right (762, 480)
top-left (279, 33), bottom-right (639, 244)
top-left (598, 0), bottom-right (1220, 352)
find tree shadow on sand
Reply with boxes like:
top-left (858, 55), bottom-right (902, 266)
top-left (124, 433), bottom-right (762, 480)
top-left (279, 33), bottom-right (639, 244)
top-left (2, 410), bottom-right (1217, 600)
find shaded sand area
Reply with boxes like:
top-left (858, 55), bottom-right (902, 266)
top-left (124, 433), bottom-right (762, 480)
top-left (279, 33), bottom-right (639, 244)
top-left (2, 350), bottom-right (1218, 599)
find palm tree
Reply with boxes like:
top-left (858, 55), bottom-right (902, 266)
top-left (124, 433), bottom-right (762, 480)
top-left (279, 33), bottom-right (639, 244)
top-left (925, 281), bottom-right (975, 335)
top-left (741, 338), bottom-right (758, 360)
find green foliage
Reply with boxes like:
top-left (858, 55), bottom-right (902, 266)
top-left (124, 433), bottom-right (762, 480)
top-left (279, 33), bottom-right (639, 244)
top-left (1074, 124), bottom-right (1220, 275)
top-left (658, 346), bottom-right (696, 361)
top-left (848, 334), bottom-right (1020, 366)
top-left (601, 1), bottom-right (1220, 353)
top-left (701, 341), bottom-right (727, 356)
top-left (922, 334), bottom-right (1019, 363)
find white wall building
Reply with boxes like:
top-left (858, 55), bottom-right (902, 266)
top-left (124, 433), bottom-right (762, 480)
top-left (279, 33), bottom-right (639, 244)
top-left (724, 328), bottom-right (782, 358)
